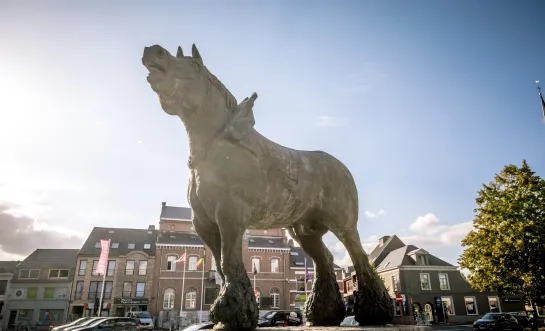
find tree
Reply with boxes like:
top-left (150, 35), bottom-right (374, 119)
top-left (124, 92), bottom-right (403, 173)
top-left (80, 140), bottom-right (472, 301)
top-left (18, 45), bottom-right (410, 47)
top-left (458, 160), bottom-right (545, 327)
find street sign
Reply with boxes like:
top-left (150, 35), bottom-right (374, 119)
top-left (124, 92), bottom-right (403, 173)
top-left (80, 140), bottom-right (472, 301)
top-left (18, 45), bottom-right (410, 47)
top-left (396, 294), bottom-right (403, 303)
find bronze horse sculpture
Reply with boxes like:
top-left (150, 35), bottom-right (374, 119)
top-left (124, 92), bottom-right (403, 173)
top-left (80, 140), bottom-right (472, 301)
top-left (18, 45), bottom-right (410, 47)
top-left (142, 44), bottom-right (393, 330)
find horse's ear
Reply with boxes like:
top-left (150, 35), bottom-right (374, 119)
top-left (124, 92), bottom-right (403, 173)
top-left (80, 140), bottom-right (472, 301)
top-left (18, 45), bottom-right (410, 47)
top-left (176, 46), bottom-right (184, 58)
top-left (226, 93), bottom-right (258, 141)
top-left (192, 44), bottom-right (203, 65)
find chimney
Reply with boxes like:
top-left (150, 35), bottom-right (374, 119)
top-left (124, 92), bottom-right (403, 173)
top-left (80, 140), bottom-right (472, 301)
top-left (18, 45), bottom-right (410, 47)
top-left (162, 202), bottom-right (166, 207)
top-left (378, 235), bottom-right (390, 247)
top-left (148, 225), bottom-right (155, 230)
top-left (288, 239), bottom-right (294, 248)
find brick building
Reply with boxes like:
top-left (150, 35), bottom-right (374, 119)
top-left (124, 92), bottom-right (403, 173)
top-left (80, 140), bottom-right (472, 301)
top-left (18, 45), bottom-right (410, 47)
top-left (69, 227), bottom-right (157, 318)
top-left (153, 202), bottom-right (345, 326)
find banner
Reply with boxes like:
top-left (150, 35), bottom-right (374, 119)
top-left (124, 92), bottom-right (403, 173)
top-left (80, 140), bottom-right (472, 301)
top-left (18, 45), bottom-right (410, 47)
top-left (95, 239), bottom-right (110, 276)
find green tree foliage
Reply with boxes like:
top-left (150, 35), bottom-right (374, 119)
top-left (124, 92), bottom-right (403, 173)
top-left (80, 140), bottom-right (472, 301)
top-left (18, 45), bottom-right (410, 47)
top-left (458, 160), bottom-right (545, 306)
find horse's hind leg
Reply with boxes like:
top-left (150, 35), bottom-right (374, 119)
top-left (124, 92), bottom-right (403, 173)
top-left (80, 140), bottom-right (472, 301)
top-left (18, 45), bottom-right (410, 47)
top-left (288, 225), bottom-right (345, 326)
top-left (332, 226), bottom-right (394, 325)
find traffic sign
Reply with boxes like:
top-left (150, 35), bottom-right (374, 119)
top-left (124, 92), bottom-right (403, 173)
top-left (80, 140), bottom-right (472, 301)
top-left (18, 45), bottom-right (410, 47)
top-left (395, 294), bottom-right (403, 303)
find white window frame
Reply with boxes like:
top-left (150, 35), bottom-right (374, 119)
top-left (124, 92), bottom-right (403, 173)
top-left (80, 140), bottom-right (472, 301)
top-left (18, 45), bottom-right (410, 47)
top-left (251, 257), bottom-right (260, 273)
top-left (488, 296), bottom-right (502, 313)
top-left (78, 260), bottom-right (87, 276)
top-left (111, 242), bottom-right (119, 248)
top-left (420, 273), bottom-right (431, 290)
top-left (138, 260), bottom-right (148, 276)
top-left (128, 243), bottom-right (135, 249)
top-left (163, 288), bottom-right (175, 309)
top-left (270, 258), bottom-right (279, 273)
top-left (438, 273), bottom-right (450, 290)
top-left (391, 275), bottom-right (398, 292)
top-left (442, 296), bottom-right (455, 315)
top-left (48, 269), bottom-right (70, 279)
top-left (188, 256), bottom-right (198, 271)
top-left (143, 243), bottom-right (151, 249)
top-left (106, 260), bottom-right (116, 276)
top-left (464, 296), bottom-right (478, 315)
top-left (185, 290), bottom-right (197, 309)
top-left (19, 269), bottom-right (40, 279)
top-left (166, 255), bottom-right (177, 271)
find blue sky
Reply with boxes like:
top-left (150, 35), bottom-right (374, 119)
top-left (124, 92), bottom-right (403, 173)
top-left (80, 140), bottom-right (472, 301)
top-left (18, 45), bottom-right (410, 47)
top-left (0, 1), bottom-right (544, 267)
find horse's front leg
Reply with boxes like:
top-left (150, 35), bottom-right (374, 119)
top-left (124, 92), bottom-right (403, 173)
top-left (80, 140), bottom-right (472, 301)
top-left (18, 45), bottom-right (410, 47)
top-left (209, 204), bottom-right (258, 331)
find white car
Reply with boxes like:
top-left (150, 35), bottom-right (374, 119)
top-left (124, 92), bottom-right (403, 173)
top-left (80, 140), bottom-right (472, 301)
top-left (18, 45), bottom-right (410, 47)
top-left (62, 318), bottom-right (107, 331)
top-left (126, 311), bottom-right (153, 330)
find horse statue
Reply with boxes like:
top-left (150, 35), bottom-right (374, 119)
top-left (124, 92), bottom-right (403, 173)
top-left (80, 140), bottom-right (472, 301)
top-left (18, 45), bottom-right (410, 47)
top-left (142, 44), bottom-right (393, 331)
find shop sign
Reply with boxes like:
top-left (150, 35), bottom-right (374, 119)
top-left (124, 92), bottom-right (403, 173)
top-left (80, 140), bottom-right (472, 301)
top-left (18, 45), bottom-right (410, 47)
top-left (113, 298), bottom-right (149, 305)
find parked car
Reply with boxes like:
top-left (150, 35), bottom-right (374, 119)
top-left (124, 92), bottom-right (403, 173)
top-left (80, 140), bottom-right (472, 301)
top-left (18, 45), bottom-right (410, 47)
top-left (473, 313), bottom-right (522, 331)
top-left (125, 312), bottom-right (153, 330)
top-left (506, 313), bottom-right (532, 329)
top-left (62, 318), bottom-right (107, 331)
top-left (340, 315), bottom-right (359, 326)
top-left (257, 310), bottom-right (303, 327)
top-left (181, 323), bottom-right (214, 331)
top-left (70, 318), bottom-right (139, 331)
top-left (52, 317), bottom-right (94, 331)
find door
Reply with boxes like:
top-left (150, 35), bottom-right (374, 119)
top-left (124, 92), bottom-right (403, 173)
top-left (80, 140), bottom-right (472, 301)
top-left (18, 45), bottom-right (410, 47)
top-left (424, 303), bottom-right (434, 322)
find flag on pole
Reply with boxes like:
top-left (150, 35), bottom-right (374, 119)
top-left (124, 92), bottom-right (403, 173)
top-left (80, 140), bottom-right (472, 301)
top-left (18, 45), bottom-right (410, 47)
top-left (195, 257), bottom-right (204, 269)
top-left (253, 262), bottom-right (258, 275)
top-left (304, 257), bottom-right (310, 282)
top-left (175, 252), bottom-right (187, 264)
top-left (95, 240), bottom-right (110, 276)
top-left (537, 81), bottom-right (545, 120)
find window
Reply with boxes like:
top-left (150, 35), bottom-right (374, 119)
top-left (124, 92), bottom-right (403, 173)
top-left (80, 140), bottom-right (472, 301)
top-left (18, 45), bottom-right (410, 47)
top-left (128, 243), bottom-right (135, 249)
top-left (442, 297), bottom-right (455, 315)
top-left (136, 282), bottom-right (145, 297)
top-left (44, 287), bottom-right (55, 299)
top-left (88, 281), bottom-right (113, 299)
top-left (251, 257), bottom-right (260, 273)
top-left (210, 256), bottom-right (217, 271)
top-left (107, 260), bottom-right (116, 276)
top-left (111, 242), bottom-right (119, 248)
top-left (392, 275), bottom-right (399, 292)
top-left (393, 298), bottom-right (401, 316)
top-left (78, 260), bottom-right (87, 276)
top-left (92, 260), bottom-right (99, 276)
top-left (0, 280), bottom-right (7, 295)
top-left (465, 296), bottom-right (478, 315)
top-left (488, 296), bottom-right (501, 313)
top-left (270, 288), bottom-right (280, 308)
top-left (138, 261), bottom-right (148, 275)
top-left (296, 277), bottom-right (305, 291)
top-left (143, 243), bottom-right (151, 249)
top-left (163, 288), bottom-right (175, 309)
top-left (188, 256), bottom-right (198, 271)
top-left (419, 255), bottom-right (427, 265)
top-left (167, 255), bottom-right (177, 271)
top-left (49, 269), bottom-right (69, 279)
top-left (270, 258), bottom-right (279, 273)
top-left (126, 260), bottom-right (135, 275)
top-left (39, 309), bottom-right (64, 322)
top-left (123, 282), bottom-right (132, 297)
top-left (55, 287), bottom-right (68, 299)
top-left (439, 273), bottom-right (450, 290)
top-left (19, 269), bottom-right (40, 279)
top-left (290, 252), bottom-right (299, 256)
top-left (94, 242), bottom-right (101, 248)
top-left (420, 273), bottom-right (431, 290)
top-left (185, 288), bottom-right (197, 309)
top-left (74, 281), bottom-right (84, 300)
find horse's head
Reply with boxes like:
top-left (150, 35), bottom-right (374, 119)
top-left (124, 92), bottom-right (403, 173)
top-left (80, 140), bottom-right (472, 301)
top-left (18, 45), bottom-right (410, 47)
top-left (142, 44), bottom-right (208, 116)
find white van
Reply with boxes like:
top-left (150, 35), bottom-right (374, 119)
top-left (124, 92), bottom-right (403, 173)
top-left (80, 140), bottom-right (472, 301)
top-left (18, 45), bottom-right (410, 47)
top-left (126, 311), bottom-right (154, 330)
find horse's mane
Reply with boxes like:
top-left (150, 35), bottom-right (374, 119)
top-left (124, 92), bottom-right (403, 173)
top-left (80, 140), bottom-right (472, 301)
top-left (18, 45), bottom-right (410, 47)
top-left (205, 68), bottom-right (238, 112)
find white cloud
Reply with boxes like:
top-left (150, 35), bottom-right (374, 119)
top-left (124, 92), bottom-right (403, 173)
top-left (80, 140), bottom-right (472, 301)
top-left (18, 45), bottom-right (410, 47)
top-left (315, 116), bottom-right (348, 128)
top-left (364, 209), bottom-right (385, 219)
top-left (405, 213), bottom-right (474, 246)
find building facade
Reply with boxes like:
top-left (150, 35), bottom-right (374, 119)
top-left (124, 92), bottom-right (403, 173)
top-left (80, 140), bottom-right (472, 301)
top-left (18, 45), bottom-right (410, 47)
top-left (4, 249), bottom-right (78, 328)
top-left (153, 202), bottom-right (345, 326)
top-left (343, 235), bottom-right (525, 324)
top-left (0, 261), bottom-right (19, 328)
top-left (69, 227), bottom-right (156, 318)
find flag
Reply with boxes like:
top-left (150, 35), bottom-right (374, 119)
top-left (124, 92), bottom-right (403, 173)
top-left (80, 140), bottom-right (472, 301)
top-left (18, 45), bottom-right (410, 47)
top-left (175, 252), bottom-right (187, 263)
top-left (94, 240), bottom-right (110, 276)
top-left (195, 257), bottom-right (204, 269)
top-left (253, 262), bottom-right (258, 275)
top-left (537, 80), bottom-right (545, 120)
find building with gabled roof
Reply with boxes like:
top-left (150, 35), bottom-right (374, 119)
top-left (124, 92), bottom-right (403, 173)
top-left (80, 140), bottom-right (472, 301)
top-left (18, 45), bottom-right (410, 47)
top-left (4, 249), bottom-right (79, 328)
top-left (343, 235), bottom-right (524, 324)
top-left (0, 261), bottom-right (19, 328)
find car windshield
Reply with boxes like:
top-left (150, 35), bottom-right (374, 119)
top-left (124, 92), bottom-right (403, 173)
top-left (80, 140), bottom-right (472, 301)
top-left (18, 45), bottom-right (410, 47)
top-left (483, 313), bottom-right (500, 321)
top-left (134, 312), bottom-right (151, 318)
top-left (261, 312), bottom-right (277, 320)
